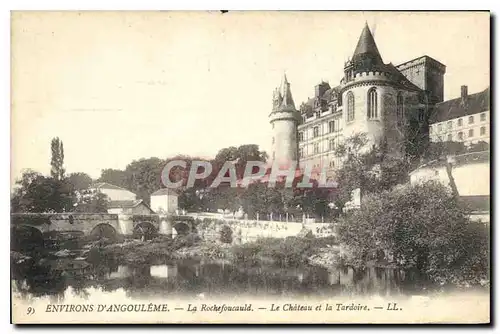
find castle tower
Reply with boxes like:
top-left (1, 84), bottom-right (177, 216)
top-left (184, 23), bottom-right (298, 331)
top-left (340, 23), bottom-right (424, 155)
top-left (269, 74), bottom-right (301, 166)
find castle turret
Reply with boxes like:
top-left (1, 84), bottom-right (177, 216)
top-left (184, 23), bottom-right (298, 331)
top-left (269, 74), bottom-right (301, 165)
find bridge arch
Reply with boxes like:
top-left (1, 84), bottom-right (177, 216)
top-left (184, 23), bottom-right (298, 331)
top-left (89, 223), bottom-right (117, 240)
top-left (172, 221), bottom-right (191, 236)
top-left (11, 225), bottom-right (44, 252)
top-left (133, 221), bottom-right (158, 241)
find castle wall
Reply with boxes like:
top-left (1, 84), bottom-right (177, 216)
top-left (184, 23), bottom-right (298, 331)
top-left (271, 115), bottom-right (298, 164)
top-left (342, 82), bottom-right (385, 149)
top-left (396, 56), bottom-right (446, 104)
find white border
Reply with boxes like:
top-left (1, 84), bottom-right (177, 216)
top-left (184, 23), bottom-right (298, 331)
top-left (2, 2), bottom-right (497, 333)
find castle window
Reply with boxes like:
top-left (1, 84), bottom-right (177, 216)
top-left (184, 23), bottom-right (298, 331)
top-left (480, 126), bottom-right (486, 136)
top-left (328, 138), bottom-right (335, 151)
top-left (329, 160), bottom-right (335, 168)
top-left (346, 92), bottom-right (355, 122)
top-left (299, 147), bottom-right (304, 158)
top-left (328, 121), bottom-right (335, 133)
top-left (272, 151), bottom-right (275, 160)
top-left (437, 124), bottom-right (442, 132)
top-left (468, 116), bottom-right (474, 124)
top-left (313, 143), bottom-right (319, 154)
top-left (396, 92), bottom-right (404, 125)
top-left (272, 137), bottom-right (275, 144)
top-left (298, 132), bottom-right (304, 142)
top-left (458, 132), bottom-right (464, 141)
top-left (447, 121), bottom-right (452, 129)
top-left (313, 126), bottom-right (319, 138)
top-left (418, 109), bottom-right (425, 122)
top-left (447, 134), bottom-right (452, 142)
top-left (458, 118), bottom-right (463, 127)
top-left (367, 88), bottom-right (378, 119)
top-left (468, 129), bottom-right (474, 138)
top-left (481, 113), bottom-right (486, 122)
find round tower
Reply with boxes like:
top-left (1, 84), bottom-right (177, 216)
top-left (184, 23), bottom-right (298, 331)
top-left (269, 74), bottom-right (301, 166)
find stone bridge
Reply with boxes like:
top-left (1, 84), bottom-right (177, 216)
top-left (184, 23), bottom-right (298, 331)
top-left (10, 213), bottom-right (196, 239)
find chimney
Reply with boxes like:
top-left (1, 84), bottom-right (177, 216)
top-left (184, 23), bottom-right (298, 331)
top-left (461, 85), bottom-right (468, 102)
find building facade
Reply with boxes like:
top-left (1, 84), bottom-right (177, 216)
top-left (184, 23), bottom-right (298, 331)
top-left (269, 23), bottom-right (447, 175)
top-left (150, 188), bottom-right (179, 214)
top-left (429, 86), bottom-right (490, 145)
top-left (409, 151), bottom-right (490, 223)
top-left (91, 182), bottom-right (138, 202)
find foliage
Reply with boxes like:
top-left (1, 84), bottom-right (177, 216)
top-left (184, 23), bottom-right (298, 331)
top-left (332, 133), bottom-right (410, 213)
top-left (214, 144), bottom-right (268, 179)
top-left (421, 140), bottom-right (489, 165)
top-left (11, 170), bottom-right (73, 213)
top-left (337, 181), bottom-right (489, 286)
top-left (124, 157), bottom-right (166, 205)
top-left (219, 225), bottom-right (233, 244)
top-left (50, 137), bottom-right (65, 181)
top-left (73, 189), bottom-right (108, 213)
top-left (98, 169), bottom-right (129, 189)
top-left (231, 236), bottom-right (331, 267)
top-left (67, 172), bottom-right (93, 190)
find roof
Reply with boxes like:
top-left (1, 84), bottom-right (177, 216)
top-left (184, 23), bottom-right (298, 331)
top-left (430, 87), bottom-right (490, 124)
top-left (410, 150), bottom-right (490, 172)
top-left (92, 182), bottom-right (133, 192)
top-left (396, 55), bottom-right (446, 71)
top-left (350, 23), bottom-right (385, 74)
top-left (151, 188), bottom-right (178, 196)
top-left (278, 73), bottom-right (296, 111)
top-left (384, 63), bottom-right (422, 91)
top-left (459, 195), bottom-right (490, 212)
top-left (107, 199), bottom-right (146, 209)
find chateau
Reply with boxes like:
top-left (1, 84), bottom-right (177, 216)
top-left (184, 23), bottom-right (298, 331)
top-left (269, 23), bottom-right (448, 174)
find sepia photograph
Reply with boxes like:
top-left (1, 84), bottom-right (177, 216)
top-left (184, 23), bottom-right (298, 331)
top-left (10, 10), bottom-right (490, 324)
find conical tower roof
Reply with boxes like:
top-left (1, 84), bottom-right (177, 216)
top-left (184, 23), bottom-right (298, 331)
top-left (279, 73), bottom-right (296, 111)
top-left (351, 22), bottom-right (385, 72)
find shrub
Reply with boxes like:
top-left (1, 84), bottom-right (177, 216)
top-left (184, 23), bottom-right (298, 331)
top-left (337, 181), bottom-right (489, 287)
top-left (219, 225), bottom-right (233, 244)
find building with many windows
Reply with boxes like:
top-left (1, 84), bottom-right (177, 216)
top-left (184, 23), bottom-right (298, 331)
top-left (429, 86), bottom-right (490, 145)
top-left (269, 23), bottom-right (446, 175)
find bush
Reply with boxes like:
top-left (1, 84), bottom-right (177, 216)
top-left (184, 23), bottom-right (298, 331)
top-left (172, 233), bottom-right (201, 249)
top-left (337, 181), bottom-right (489, 287)
top-left (219, 225), bottom-right (233, 244)
top-left (231, 237), bottom-right (320, 267)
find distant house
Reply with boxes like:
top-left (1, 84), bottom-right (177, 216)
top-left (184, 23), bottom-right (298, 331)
top-left (410, 151), bottom-right (490, 223)
top-left (90, 182), bottom-right (137, 202)
top-left (89, 182), bottom-right (154, 215)
top-left (107, 199), bottom-right (154, 215)
top-left (150, 188), bottom-right (178, 214)
top-left (429, 86), bottom-right (490, 145)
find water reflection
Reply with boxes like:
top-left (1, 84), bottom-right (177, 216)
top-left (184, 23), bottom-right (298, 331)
top-left (12, 252), bottom-right (420, 301)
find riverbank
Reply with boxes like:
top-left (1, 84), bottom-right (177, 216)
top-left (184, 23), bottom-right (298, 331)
top-left (11, 231), bottom-right (343, 272)
top-left (92, 234), bottom-right (341, 268)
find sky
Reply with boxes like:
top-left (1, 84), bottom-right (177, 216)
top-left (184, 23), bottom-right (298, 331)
top-left (11, 11), bottom-right (490, 183)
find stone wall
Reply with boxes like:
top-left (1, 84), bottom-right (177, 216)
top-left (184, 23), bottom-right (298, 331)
top-left (195, 217), bottom-right (336, 244)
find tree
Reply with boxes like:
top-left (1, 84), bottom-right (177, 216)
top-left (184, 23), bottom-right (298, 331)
top-left (332, 133), bottom-right (410, 214)
top-left (125, 157), bottom-right (166, 205)
top-left (50, 137), bottom-right (65, 180)
top-left (67, 172), bottom-right (93, 191)
top-left (220, 225), bottom-right (233, 244)
top-left (214, 144), bottom-right (268, 179)
top-left (337, 181), bottom-right (489, 287)
top-left (11, 170), bottom-right (73, 213)
top-left (73, 189), bottom-right (108, 213)
top-left (98, 169), bottom-right (130, 189)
